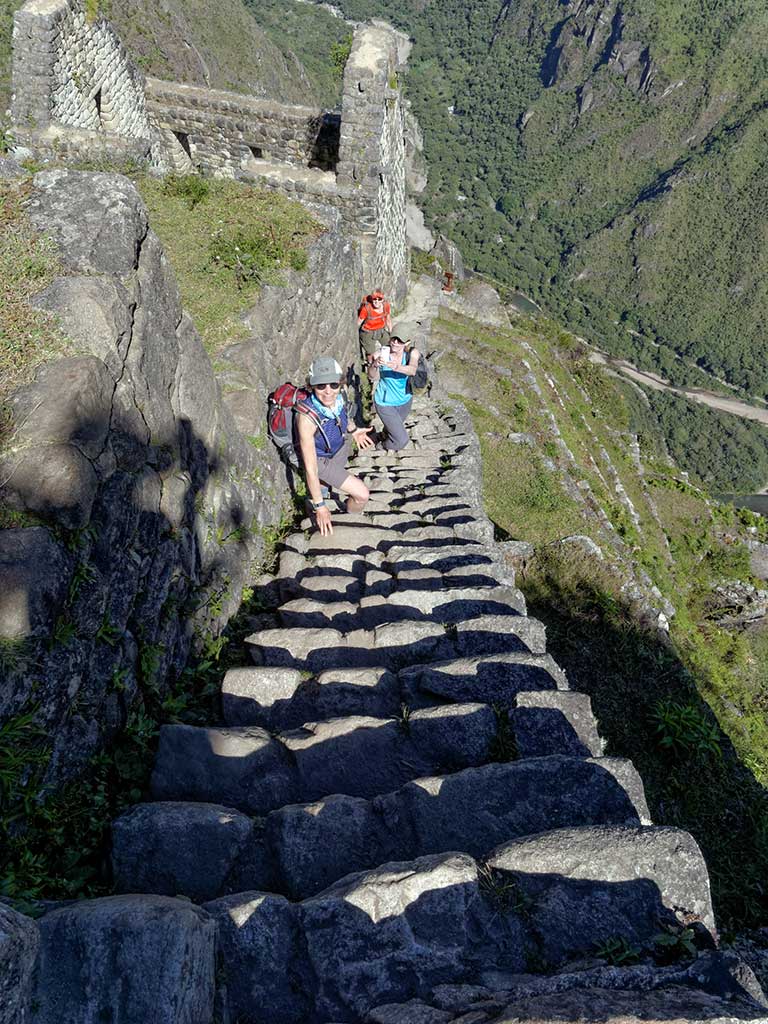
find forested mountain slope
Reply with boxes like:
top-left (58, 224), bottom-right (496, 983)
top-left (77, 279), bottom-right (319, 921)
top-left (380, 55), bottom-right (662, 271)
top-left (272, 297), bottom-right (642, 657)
top-left (333, 0), bottom-right (768, 397)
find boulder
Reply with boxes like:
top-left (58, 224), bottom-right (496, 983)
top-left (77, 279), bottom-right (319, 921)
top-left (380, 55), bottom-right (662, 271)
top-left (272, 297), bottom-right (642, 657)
top-left (0, 904), bottom-right (39, 1024)
top-left (28, 171), bottom-right (148, 275)
top-left (203, 892), bottom-right (311, 1024)
top-left (33, 895), bottom-right (217, 1024)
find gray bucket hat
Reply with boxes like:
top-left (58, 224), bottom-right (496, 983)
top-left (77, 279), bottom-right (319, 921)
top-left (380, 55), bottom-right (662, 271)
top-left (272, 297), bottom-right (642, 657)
top-left (390, 320), bottom-right (422, 344)
top-left (308, 356), bottom-right (343, 386)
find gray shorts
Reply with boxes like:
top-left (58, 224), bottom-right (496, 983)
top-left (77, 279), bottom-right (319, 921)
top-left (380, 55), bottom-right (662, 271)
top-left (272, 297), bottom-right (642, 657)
top-left (316, 441), bottom-right (351, 490)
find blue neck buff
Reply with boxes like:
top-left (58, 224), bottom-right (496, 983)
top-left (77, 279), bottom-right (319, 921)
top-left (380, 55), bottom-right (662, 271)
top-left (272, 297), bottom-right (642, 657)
top-left (310, 392), bottom-right (344, 420)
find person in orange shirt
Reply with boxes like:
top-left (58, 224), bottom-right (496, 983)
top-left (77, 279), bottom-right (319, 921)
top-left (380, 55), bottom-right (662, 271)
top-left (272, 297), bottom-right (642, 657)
top-left (357, 289), bottom-right (392, 361)
top-left (356, 289), bottom-right (392, 422)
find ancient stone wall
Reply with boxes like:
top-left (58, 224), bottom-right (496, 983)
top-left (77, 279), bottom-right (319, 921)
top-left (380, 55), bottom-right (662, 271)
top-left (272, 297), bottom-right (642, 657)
top-left (145, 78), bottom-right (340, 176)
top-left (11, 0), bottom-right (150, 141)
top-left (335, 25), bottom-right (408, 303)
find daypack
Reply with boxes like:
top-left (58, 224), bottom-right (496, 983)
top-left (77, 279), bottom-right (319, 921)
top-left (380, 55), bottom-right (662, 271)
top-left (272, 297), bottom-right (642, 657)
top-left (406, 351), bottom-right (430, 395)
top-left (267, 383), bottom-right (332, 469)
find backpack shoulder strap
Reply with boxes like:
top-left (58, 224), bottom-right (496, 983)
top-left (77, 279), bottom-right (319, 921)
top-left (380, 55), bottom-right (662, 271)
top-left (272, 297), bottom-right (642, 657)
top-left (295, 400), bottom-right (333, 452)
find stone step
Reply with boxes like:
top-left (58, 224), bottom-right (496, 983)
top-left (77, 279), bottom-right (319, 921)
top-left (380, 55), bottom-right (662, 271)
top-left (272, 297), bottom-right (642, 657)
top-left (384, 543), bottom-right (503, 575)
top-left (276, 585), bottom-right (526, 631)
top-left (123, 755), bottom-right (650, 904)
top-left (150, 703), bottom-right (498, 813)
top-left (264, 756), bottom-right (649, 900)
top-left (400, 652), bottom-right (568, 706)
top-left (199, 821), bottom-right (706, 1024)
top-left (512, 691), bottom-right (603, 757)
top-left (363, 952), bottom-right (766, 1024)
top-left (246, 613), bottom-right (546, 673)
top-left (393, 562), bottom-right (517, 590)
top-left (222, 665), bottom-right (401, 730)
top-left (31, 895), bottom-right (217, 1024)
top-left (133, 747), bottom-right (650, 906)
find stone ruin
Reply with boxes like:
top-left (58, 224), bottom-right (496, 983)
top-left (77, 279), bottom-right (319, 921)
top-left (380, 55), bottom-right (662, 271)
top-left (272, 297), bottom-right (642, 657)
top-left (10, 0), bottom-right (408, 302)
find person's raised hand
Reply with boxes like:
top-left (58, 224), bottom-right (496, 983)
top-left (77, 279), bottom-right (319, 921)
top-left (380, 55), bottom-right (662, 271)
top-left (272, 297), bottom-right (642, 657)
top-left (316, 505), bottom-right (333, 536)
top-left (354, 426), bottom-right (375, 450)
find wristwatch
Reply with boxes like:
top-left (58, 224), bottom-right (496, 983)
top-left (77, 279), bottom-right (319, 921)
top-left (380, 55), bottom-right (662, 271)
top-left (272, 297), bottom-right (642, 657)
top-left (311, 499), bottom-right (326, 510)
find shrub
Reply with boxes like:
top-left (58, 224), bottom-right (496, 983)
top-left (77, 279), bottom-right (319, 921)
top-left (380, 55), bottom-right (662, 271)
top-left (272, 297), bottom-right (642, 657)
top-left (163, 173), bottom-right (210, 209)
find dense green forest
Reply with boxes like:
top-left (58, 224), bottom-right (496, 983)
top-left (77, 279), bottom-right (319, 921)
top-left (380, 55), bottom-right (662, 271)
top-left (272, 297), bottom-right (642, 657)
top-left (621, 383), bottom-right (768, 493)
top-left (329, 0), bottom-right (768, 399)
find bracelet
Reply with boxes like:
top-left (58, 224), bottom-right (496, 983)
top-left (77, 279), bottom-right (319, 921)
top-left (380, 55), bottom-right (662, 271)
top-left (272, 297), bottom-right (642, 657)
top-left (311, 500), bottom-right (326, 510)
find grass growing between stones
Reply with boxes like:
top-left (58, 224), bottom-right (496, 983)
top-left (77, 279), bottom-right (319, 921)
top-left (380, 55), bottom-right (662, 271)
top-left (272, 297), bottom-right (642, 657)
top-left (0, 179), bottom-right (70, 443)
top-left (440, 304), bottom-right (768, 931)
top-left (133, 175), bottom-right (322, 354)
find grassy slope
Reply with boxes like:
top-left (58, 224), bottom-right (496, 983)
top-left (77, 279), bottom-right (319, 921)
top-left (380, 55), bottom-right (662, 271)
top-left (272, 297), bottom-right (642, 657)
top-left (0, 178), bottom-right (69, 433)
top-left (134, 175), bottom-right (322, 355)
top-left (434, 303), bottom-right (768, 930)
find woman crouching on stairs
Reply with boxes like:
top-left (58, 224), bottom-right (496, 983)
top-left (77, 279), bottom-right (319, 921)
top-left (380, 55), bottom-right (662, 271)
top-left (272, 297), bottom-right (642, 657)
top-left (297, 356), bottom-right (375, 537)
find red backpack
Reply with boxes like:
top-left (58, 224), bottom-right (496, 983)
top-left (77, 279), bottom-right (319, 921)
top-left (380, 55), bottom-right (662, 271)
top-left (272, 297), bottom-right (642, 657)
top-left (267, 383), bottom-right (332, 469)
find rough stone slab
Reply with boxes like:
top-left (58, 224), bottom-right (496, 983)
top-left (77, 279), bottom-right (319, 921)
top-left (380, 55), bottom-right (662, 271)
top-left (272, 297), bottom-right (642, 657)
top-left (489, 984), bottom-right (766, 1022)
top-left (369, 584), bottom-right (526, 622)
top-left (408, 704), bottom-right (496, 768)
top-left (278, 597), bottom-right (360, 631)
top-left (0, 904), bottom-right (38, 1024)
top-left (28, 171), bottom-right (148, 275)
top-left (301, 666), bottom-right (401, 725)
top-left (513, 692), bottom-right (602, 758)
top-left (282, 703), bottom-right (495, 802)
top-left (151, 724), bottom-right (297, 814)
top-left (266, 793), bottom-right (394, 900)
top-left (112, 801), bottom-right (257, 902)
top-left (386, 544), bottom-right (498, 574)
top-left (32, 895), bottom-right (216, 1024)
top-left (378, 756), bottom-right (650, 863)
top-left (0, 527), bottom-right (72, 641)
top-left (225, 666), bottom-right (401, 730)
top-left (221, 666), bottom-right (303, 727)
top-left (368, 1001), bottom-right (454, 1024)
top-left (307, 550), bottom-right (385, 576)
top-left (246, 626), bottom-right (353, 671)
top-left (489, 824), bottom-right (715, 941)
top-left (300, 853), bottom-right (526, 1022)
top-left (203, 892), bottom-right (311, 1024)
top-left (453, 614), bottom-right (546, 656)
top-left (400, 653), bottom-right (568, 709)
top-left (282, 715), bottom-right (410, 801)
top-left (308, 523), bottom-right (393, 554)
top-left (372, 619), bottom-right (455, 667)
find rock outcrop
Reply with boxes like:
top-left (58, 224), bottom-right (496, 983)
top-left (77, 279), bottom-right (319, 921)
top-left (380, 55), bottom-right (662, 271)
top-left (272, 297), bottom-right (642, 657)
top-left (0, 168), bottom-right (355, 786)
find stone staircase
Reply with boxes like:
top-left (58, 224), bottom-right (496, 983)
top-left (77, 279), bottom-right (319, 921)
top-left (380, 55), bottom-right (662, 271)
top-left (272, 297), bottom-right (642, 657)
top-left (28, 401), bottom-right (768, 1023)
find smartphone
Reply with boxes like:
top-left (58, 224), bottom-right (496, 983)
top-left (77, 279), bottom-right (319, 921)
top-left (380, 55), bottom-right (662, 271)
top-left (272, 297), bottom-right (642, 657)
top-left (379, 345), bottom-right (391, 362)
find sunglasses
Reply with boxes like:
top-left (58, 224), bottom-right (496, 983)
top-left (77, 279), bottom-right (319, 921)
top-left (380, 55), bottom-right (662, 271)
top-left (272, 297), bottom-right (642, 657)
top-left (315, 381), bottom-right (341, 390)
